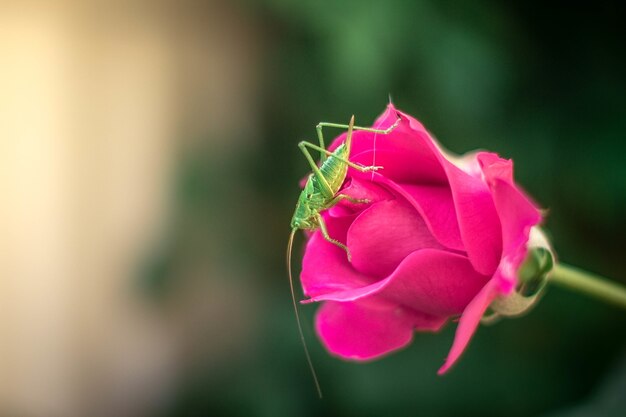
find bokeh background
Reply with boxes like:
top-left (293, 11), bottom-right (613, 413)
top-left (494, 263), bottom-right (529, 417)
top-left (1, 1), bottom-right (625, 416)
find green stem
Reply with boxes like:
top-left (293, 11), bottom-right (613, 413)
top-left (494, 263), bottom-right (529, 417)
top-left (550, 263), bottom-right (626, 310)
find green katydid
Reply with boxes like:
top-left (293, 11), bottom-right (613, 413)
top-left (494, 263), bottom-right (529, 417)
top-left (286, 115), bottom-right (399, 397)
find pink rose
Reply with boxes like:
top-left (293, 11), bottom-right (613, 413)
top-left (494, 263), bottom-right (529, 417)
top-left (299, 104), bottom-right (543, 374)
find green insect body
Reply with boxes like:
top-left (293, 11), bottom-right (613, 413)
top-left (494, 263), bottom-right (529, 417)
top-left (286, 115), bottom-right (398, 398)
top-left (290, 117), bottom-right (377, 257)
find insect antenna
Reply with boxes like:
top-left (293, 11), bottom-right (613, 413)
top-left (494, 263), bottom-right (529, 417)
top-left (287, 228), bottom-right (323, 398)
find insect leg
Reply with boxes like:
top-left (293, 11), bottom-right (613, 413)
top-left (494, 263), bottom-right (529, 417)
top-left (316, 118), bottom-right (399, 145)
top-left (316, 116), bottom-right (399, 164)
top-left (299, 141), bottom-right (382, 173)
top-left (328, 194), bottom-right (371, 207)
top-left (316, 121), bottom-right (328, 165)
top-left (317, 214), bottom-right (351, 261)
top-left (298, 142), bottom-right (334, 198)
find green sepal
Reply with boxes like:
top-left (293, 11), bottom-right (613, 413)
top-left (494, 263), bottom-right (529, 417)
top-left (518, 247), bottom-right (553, 297)
top-left (488, 246), bottom-right (554, 319)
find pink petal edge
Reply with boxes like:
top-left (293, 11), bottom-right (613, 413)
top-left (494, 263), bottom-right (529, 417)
top-left (316, 300), bottom-right (446, 361)
top-left (347, 199), bottom-right (443, 278)
top-left (304, 248), bottom-right (489, 318)
top-left (438, 278), bottom-right (499, 374)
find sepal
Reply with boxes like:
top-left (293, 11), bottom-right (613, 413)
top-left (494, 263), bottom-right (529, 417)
top-left (486, 227), bottom-right (554, 319)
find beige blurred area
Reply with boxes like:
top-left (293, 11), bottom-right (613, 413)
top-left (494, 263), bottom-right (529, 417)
top-left (0, 1), bottom-right (262, 416)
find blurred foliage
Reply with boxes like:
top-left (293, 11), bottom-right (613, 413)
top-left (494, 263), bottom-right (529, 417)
top-left (147, 1), bottom-right (626, 416)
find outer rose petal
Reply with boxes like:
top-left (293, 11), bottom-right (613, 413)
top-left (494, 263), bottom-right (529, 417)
top-left (371, 175), bottom-right (465, 251)
top-left (350, 149), bottom-right (445, 184)
top-left (478, 152), bottom-right (542, 292)
top-left (347, 199), bottom-right (443, 277)
top-left (300, 229), bottom-right (372, 299)
top-left (438, 155), bottom-right (542, 374)
top-left (378, 250), bottom-right (490, 317)
top-left (437, 160), bottom-right (502, 275)
top-left (444, 150), bottom-right (484, 178)
top-left (316, 300), bottom-right (446, 361)
top-left (438, 279), bottom-right (499, 374)
top-left (305, 249), bottom-right (489, 318)
top-left (314, 210), bottom-right (354, 244)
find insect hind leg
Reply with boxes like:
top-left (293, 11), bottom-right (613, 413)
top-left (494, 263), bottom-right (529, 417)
top-left (316, 120), bottom-right (399, 135)
top-left (316, 117), bottom-right (399, 159)
top-left (329, 193), bottom-right (371, 207)
top-left (299, 141), bottom-right (382, 173)
top-left (317, 214), bottom-right (351, 261)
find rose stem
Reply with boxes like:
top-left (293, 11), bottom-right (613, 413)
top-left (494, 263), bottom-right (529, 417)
top-left (550, 263), bottom-right (626, 310)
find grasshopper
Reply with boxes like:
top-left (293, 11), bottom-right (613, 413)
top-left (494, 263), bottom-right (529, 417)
top-left (286, 115), bottom-right (399, 397)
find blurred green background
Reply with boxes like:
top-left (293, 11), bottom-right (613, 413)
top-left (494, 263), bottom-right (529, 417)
top-left (1, 1), bottom-right (624, 417)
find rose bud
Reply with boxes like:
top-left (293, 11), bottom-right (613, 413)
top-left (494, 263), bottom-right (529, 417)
top-left (298, 104), bottom-right (552, 374)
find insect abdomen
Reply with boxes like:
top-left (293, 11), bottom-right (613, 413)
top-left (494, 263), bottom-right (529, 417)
top-left (319, 144), bottom-right (349, 194)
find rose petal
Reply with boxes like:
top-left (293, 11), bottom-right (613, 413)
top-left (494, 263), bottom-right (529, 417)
top-left (300, 227), bottom-right (372, 299)
top-left (379, 249), bottom-right (490, 317)
top-left (328, 177), bottom-right (393, 217)
top-left (351, 149), bottom-right (446, 184)
top-left (439, 160), bottom-right (502, 275)
top-left (316, 299), bottom-right (446, 361)
top-left (318, 209), bottom-right (354, 243)
top-left (401, 184), bottom-right (460, 246)
top-left (340, 177), bottom-right (394, 203)
top-left (437, 155), bottom-right (541, 374)
top-left (371, 176), bottom-right (465, 251)
top-left (478, 153), bottom-right (542, 291)
top-left (445, 150), bottom-right (484, 178)
top-left (438, 278), bottom-right (499, 374)
top-left (347, 200), bottom-right (443, 277)
top-left (306, 249), bottom-right (489, 318)
top-left (479, 153), bottom-right (541, 255)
